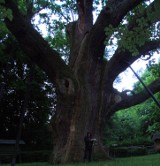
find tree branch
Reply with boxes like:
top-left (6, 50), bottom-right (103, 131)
top-left (102, 0), bottom-right (160, 88)
top-left (26, 0), bottom-right (34, 19)
top-left (76, 0), bottom-right (93, 33)
top-left (88, 0), bottom-right (144, 60)
top-left (110, 78), bottom-right (160, 114)
top-left (3, 0), bottom-right (78, 96)
top-left (25, 0), bottom-right (51, 19)
top-left (105, 39), bottom-right (160, 87)
top-left (67, 0), bottom-right (94, 66)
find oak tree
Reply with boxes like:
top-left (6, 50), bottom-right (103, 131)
top-left (1, 0), bottom-right (160, 163)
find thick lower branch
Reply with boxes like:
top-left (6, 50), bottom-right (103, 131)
top-left (4, 0), bottom-right (78, 96)
top-left (88, 0), bottom-right (144, 60)
top-left (110, 78), bottom-right (160, 113)
top-left (105, 40), bottom-right (160, 87)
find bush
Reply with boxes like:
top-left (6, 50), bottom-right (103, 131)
top-left (119, 137), bottom-right (152, 146)
top-left (109, 146), bottom-right (147, 157)
top-left (21, 150), bottom-right (51, 162)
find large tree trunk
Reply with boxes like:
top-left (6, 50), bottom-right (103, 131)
top-left (50, 28), bottom-right (113, 163)
top-left (51, 84), bottom-right (110, 163)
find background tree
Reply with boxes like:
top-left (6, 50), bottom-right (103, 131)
top-left (0, 0), bottom-right (160, 163)
top-left (105, 59), bottom-right (160, 146)
top-left (133, 59), bottom-right (160, 136)
top-left (105, 108), bottom-right (142, 146)
top-left (0, 35), bottom-right (55, 151)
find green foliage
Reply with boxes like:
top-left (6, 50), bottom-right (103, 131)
top-left (134, 60), bottom-right (160, 92)
top-left (104, 2), bottom-right (160, 56)
top-left (0, 5), bottom-right (12, 41)
top-left (0, 8), bottom-right (12, 20)
top-left (0, 0), bottom-right (77, 61)
top-left (30, 0), bottom-right (77, 61)
top-left (17, 0), bottom-right (49, 16)
top-left (136, 98), bottom-right (160, 135)
top-left (105, 60), bottom-right (160, 147)
top-left (104, 108), bottom-right (144, 146)
top-left (18, 0), bottom-right (28, 15)
top-left (46, 28), bottom-right (70, 62)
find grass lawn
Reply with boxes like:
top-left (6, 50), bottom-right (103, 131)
top-left (1, 154), bottom-right (160, 166)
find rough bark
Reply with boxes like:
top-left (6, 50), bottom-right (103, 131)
top-left (2, 0), bottom-right (160, 163)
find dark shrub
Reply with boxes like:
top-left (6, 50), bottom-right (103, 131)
top-left (21, 150), bottom-right (51, 162)
top-left (109, 146), bottom-right (147, 157)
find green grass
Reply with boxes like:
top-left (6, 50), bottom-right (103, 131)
top-left (1, 154), bottom-right (160, 166)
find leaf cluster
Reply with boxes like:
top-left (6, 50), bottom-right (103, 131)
top-left (105, 2), bottom-right (160, 56)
